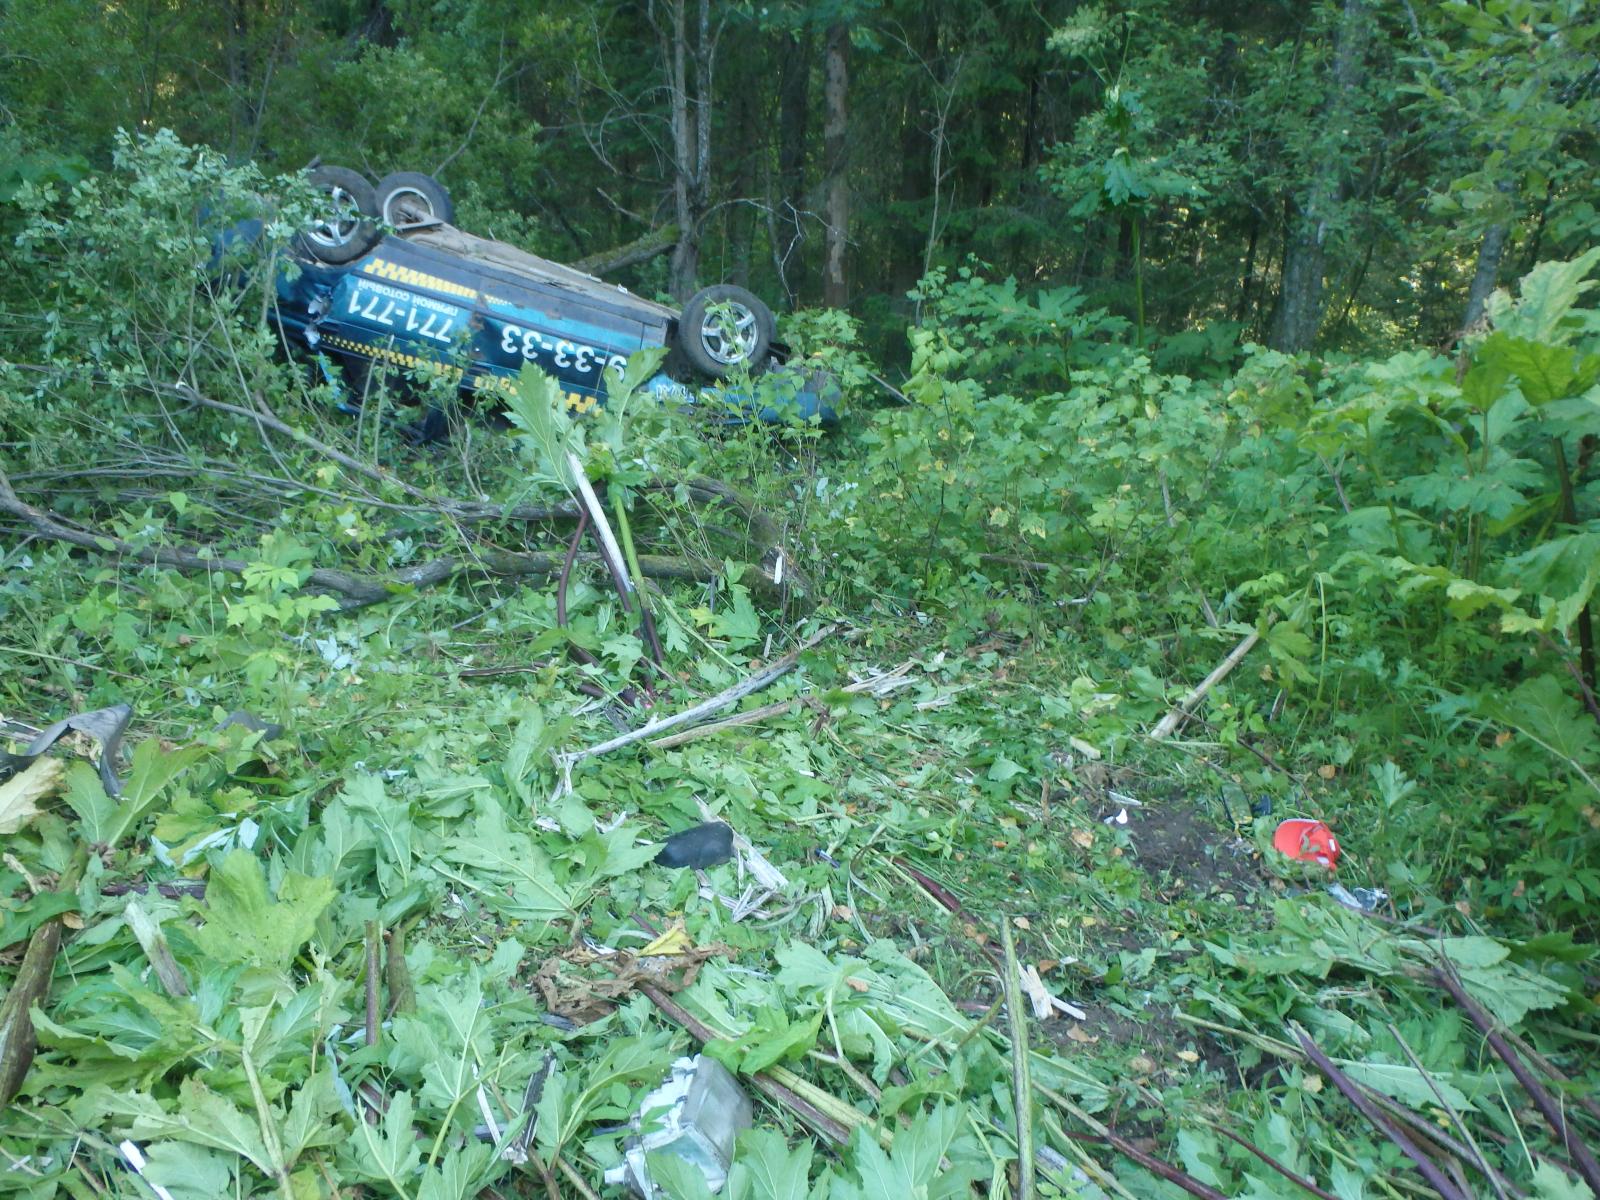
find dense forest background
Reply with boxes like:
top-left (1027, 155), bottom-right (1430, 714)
top-left (5, 0), bottom-right (1597, 356)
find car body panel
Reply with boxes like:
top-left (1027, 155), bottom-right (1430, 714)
top-left (268, 222), bottom-right (837, 424)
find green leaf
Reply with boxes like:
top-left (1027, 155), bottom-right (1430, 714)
top-left (1477, 675), bottom-right (1599, 769)
top-left (724, 1129), bottom-right (815, 1200)
top-left (1478, 333), bottom-right (1600, 406)
top-left (985, 755), bottom-right (1025, 783)
top-left (1336, 1062), bottom-right (1473, 1112)
top-left (140, 1141), bottom-right (234, 1200)
top-left (1493, 248), bottom-right (1600, 343)
top-left (649, 1151), bottom-right (719, 1200)
top-left (189, 850), bottom-right (335, 970)
top-left (280, 1070), bottom-right (344, 1162)
top-left (1530, 1161), bottom-right (1593, 1199)
top-left (344, 1088), bottom-right (421, 1199)
top-left (503, 364), bottom-right (583, 492)
top-left (341, 774), bottom-right (413, 897)
top-left (63, 740), bottom-right (205, 846)
top-left (128, 1078), bottom-right (280, 1177)
top-left (705, 1006), bottom-right (822, 1076)
top-left (435, 802), bottom-right (575, 922)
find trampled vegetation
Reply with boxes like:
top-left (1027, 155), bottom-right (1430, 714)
top-left (3, 4), bottom-right (1600, 1200)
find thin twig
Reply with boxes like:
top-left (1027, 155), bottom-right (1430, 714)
top-left (1387, 1021), bottom-right (1510, 1200)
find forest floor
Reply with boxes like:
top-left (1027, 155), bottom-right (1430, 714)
top-left (5, 412), bottom-right (1598, 1200)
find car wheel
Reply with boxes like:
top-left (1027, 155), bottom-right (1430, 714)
top-left (678, 285), bottom-right (775, 378)
top-left (376, 171), bottom-right (456, 228)
top-left (297, 166), bottom-right (380, 264)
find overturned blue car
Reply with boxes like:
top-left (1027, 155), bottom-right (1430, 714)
top-left (261, 166), bottom-right (838, 428)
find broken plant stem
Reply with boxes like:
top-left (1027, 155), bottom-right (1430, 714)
top-left (1149, 619), bottom-right (1271, 741)
top-left (556, 625), bottom-right (838, 767)
top-left (553, 1154), bottom-right (602, 1200)
top-left (568, 452), bottom-right (633, 613)
top-left (1433, 965), bottom-right (1600, 1194)
top-left (1387, 1021), bottom-right (1510, 1200)
top-left (608, 484), bottom-right (667, 667)
top-left (1001, 926), bottom-right (1035, 1200)
top-left (1203, 1122), bottom-right (1340, 1200)
top-left (1294, 1028), bottom-right (1470, 1200)
top-left (364, 922), bottom-right (381, 1047)
top-left (0, 847), bottom-right (87, 1104)
top-left (634, 981), bottom-right (854, 1145)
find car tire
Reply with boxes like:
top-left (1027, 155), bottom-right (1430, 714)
top-left (296, 166), bottom-right (380, 264)
top-left (678, 285), bottom-right (775, 378)
top-left (376, 171), bottom-right (456, 228)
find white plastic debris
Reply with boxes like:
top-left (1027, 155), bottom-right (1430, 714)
top-left (603, 1055), bottom-right (752, 1198)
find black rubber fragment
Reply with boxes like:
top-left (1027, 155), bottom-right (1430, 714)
top-left (654, 821), bottom-right (735, 869)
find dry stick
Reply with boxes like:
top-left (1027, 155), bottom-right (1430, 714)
top-left (1294, 1029), bottom-right (1471, 1200)
top-left (1179, 1012), bottom-right (1530, 1198)
top-left (1496, 1023), bottom-right (1600, 1132)
top-left (648, 662), bottom-right (914, 750)
top-left (1367, 1095), bottom-right (1529, 1200)
top-left (648, 699), bottom-right (798, 749)
top-left (555, 625), bottom-right (838, 767)
top-left (0, 848), bottom-right (88, 1104)
top-left (1433, 966), bottom-right (1600, 1196)
top-left (1001, 926), bottom-right (1036, 1200)
top-left (1149, 622), bottom-right (1267, 740)
top-left (364, 922), bottom-right (381, 1048)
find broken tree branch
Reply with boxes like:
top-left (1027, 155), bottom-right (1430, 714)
top-left (1294, 1028), bottom-right (1471, 1200)
top-left (556, 625), bottom-right (838, 767)
top-left (568, 224), bottom-right (679, 275)
top-left (0, 465), bottom-right (795, 613)
top-left (1149, 622), bottom-right (1268, 741)
top-left (1433, 965), bottom-right (1600, 1195)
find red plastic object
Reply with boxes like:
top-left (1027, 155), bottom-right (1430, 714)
top-left (1273, 818), bottom-right (1341, 869)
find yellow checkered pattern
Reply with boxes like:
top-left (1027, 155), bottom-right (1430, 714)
top-left (360, 258), bottom-right (478, 300)
top-left (322, 335), bottom-right (598, 412)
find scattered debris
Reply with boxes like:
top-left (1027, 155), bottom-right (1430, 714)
top-left (1018, 962), bottom-right (1088, 1021)
top-left (1326, 883), bottom-right (1386, 913)
top-left (0, 702), bottom-right (132, 797)
top-left (0, 757), bottom-right (66, 835)
top-left (656, 821), bottom-right (735, 869)
top-left (603, 1055), bottom-right (752, 1198)
top-left (1272, 818), bottom-right (1341, 869)
top-left (532, 939), bottom-right (733, 1025)
top-left (213, 710), bottom-right (285, 740)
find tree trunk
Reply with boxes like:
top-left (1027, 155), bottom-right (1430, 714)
top-left (775, 30), bottom-right (812, 302)
top-left (1235, 212), bottom-right (1261, 326)
top-left (822, 21), bottom-right (850, 309)
top-left (1269, 0), bottom-right (1369, 353)
top-left (725, 76), bottom-right (758, 287)
top-left (663, 0), bottom-right (712, 302)
top-left (1462, 220), bottom-right (1509, 330)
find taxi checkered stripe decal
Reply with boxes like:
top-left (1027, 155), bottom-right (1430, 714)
top-left (323, 335), bottom-right (596, 410)
top-left (360, 258), bottom-right (477, 300)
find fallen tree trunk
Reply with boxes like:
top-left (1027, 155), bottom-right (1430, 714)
top-left (0, 468), bottom-right (800, 610)
top-left (569, 224), bottom-right (678, 276)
